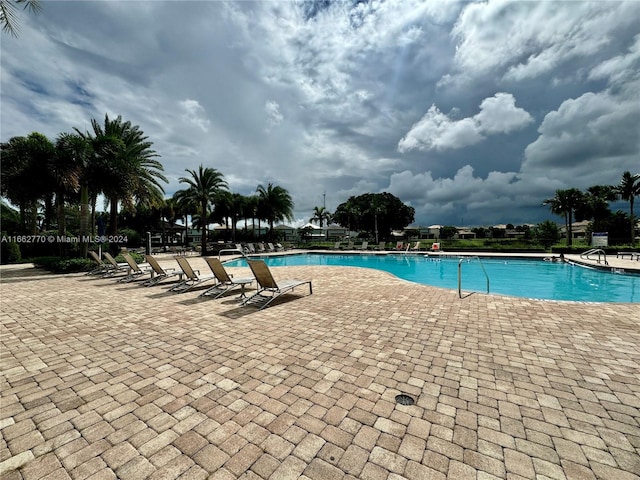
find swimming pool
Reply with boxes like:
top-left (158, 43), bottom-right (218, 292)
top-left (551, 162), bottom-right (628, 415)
top-left (224, 253), bottom-right (639, 303)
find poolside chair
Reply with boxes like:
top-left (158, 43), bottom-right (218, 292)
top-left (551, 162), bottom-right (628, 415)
top-left (200, 258), bottom-right (254, 299)
top-left (375, 241), bottom-right (386, 250)
top-left (244, 243), bottom-right (256, 254)
top-left (343, 241), bottom-right (354, 250)
top-left (333, 242), bottom-right (342, 250)
top-left (358, 241), bottom-right (369, 250)
top-left (395, 241), bottom-right (404, 250)
top-left (169, 256), bottom-right (217, 293)
top-left (275, 243), bottom-right (286, 251)
top-left (267, 243), bottom-right (277, 252)
top-left (117, 253), bottom-right (153, 283)
top-left (410, 241), bottom-right (421, 251)
top-left (102, 252), bottom-right (129, 277)
top-left (256, 243), bottom-right (268, 253)
top-left (140, 255), bottom-right (183, 287)
top-left (241, 259), bottom-right (312, 310)
top-left (87, 251), bottom-right (110, 276)
top-left (430, 242), bottom-right (441, 252)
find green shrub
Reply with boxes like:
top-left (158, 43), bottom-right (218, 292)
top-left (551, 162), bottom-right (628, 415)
top-left (52, 258), bottom-right (95, 273)
top-left (119, 228), bottom-right (142, 248)
top-left (114, 252), bottom-right (144, 263)
top-left (32, 256), bottom-right (95, 273)
top-left (0, 240), bottom-right (21, 264)
top-left (32, 256), bottom-right (62, 270)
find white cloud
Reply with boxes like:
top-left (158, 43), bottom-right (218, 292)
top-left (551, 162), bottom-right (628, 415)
top-left (588, 34), bottom-right (640, 87)
top-left (1, 1), bottom-right (637, 227)
top-left (474, 93), bottom-right (534, 134)
top-left (179, 99), bottom-right (210, 133)
top-left (446, 1), bottom-right (638, 84)
top-left (523, 89), bottom-right (640, 185)
top-left (397, 93), bottom-right (532, 152)
top-left (264, 100), bottom-right (283, 128)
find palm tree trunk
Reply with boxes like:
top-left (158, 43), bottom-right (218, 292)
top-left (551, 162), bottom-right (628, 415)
top-left (90, 196), bottom-right (97, 235)
top-left (567, 210), bottom-right (573, 247)
top-left (29, 200), bottom-right (38, 234)
top-left (56, 191), bottom-right (66, 236)
top-left (201, 201), bottom-right (207, 255)
top-left (631, 198), bottom-right (635, 245)
top-left (109, 196), bottom-right (118, 235)
top-left (19, 203), bottom-right (27, 234)
top-left (184, 215), bottom-right (189, 248)
top-left (79, 184), bottom-right (90, 257)
top-left (44, 194), bottom-right (54, 231)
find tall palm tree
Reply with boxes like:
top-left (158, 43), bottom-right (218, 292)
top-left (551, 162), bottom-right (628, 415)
top-left (174, 165), bottom-right (228, 254)
top-left (243, 195), bottom-right (259, 238)
top-left (213, 192), bottom-right (247, 241)
top-left (1, 0), bottom-right (41, 37)
top-left (543, 188), bottom-right (583, 246)
top-left (1, 136), bottom-right (33, 232)
top-left (577, 185), bottom-right (616, 235)
top-left (228, 193), bottom-right (247, 241)
top-left (617, 171), bottom-right (640, 245)
top-left (54, 133), bottom-right (89, 237)
top-left (0, 132), bottom-right (54, 234)
top-left (170, 193), bottom-right (191, 248)
top-left (309, 206), bottom-right (332, 227)
top-left (77, 114), bottom-right (166, 235)
top-left (256, 183), bottom-right (294, 238)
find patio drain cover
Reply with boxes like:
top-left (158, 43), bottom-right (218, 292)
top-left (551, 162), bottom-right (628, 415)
top-left (395, 394), bottom-right (415, 406)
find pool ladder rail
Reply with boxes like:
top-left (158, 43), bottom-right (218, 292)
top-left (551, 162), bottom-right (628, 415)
top-left (457, 256), bottom-right (490, 299)
top-left (580, 248), bottom-right (608, 265)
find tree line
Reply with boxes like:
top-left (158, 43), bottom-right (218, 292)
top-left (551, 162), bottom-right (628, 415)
top-left (543, 172), bottom-right (640, 246)
top-left (1, 115), bottom-right (295, 256)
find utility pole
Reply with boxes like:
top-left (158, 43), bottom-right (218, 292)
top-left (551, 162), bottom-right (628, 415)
top-left (323, 191), bottom-right (326, 209)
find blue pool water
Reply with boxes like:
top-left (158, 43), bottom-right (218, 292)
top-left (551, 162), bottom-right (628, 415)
top-left (224, 253), bottom-right (639, 303)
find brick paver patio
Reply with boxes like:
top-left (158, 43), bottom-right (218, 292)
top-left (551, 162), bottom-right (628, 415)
top-left (1, 256), bottom-right (639, 479)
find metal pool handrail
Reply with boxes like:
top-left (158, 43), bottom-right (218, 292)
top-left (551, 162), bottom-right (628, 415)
top-left (580, 248), bottom-right (608, 265)
top-left (458, 256), bottom-right (490, 298)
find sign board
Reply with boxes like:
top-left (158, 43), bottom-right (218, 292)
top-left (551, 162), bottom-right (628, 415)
top-left (592, 232), bottom-right (608, 247)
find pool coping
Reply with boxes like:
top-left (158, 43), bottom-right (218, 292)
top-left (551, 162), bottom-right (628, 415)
top-left (219, 248), bottom-right (640, 275)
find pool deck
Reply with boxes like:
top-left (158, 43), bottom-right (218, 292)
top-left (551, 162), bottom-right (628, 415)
top-left (1, 253), bottom-right (639, 480)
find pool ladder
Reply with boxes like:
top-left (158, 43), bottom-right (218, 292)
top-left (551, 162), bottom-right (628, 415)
top-left (458, 256), bottom-right (490, 298)
top-left (580, 248), bottom-right (608, 265)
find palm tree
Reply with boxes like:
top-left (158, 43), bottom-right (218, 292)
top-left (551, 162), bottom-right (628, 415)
top-left (543, 188), bottom-right (583, 246)
top-left (1, 136), bottom-right (33, 232)
top-left (174, 165), bottom-right (228, 254)
top-left (617, 171), bottom-right (640, 245)
top-left (77, 114), bottom-right (166, 235)
top-left (244, 195), bottom-right (259, 238)
top-left (170, 193), bottom-right (191, 248)
top-left (309, 206), bottom-right (332, 227)
top-left (577, 185), bottom-right (616, 235)
top-left (1, 0), bottom-right (41, 37)
top-left (256, 183), bottom-right (294, 239)
top-left (54, 133), bottom-right (89, 237)
top-left (0, 132), bottom-right (54, 234)
top-left (212, 192), bottom-right (249, 241)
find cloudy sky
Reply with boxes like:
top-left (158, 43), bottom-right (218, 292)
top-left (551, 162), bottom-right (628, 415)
top-left (2, 0), bottom-right (639, 227)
